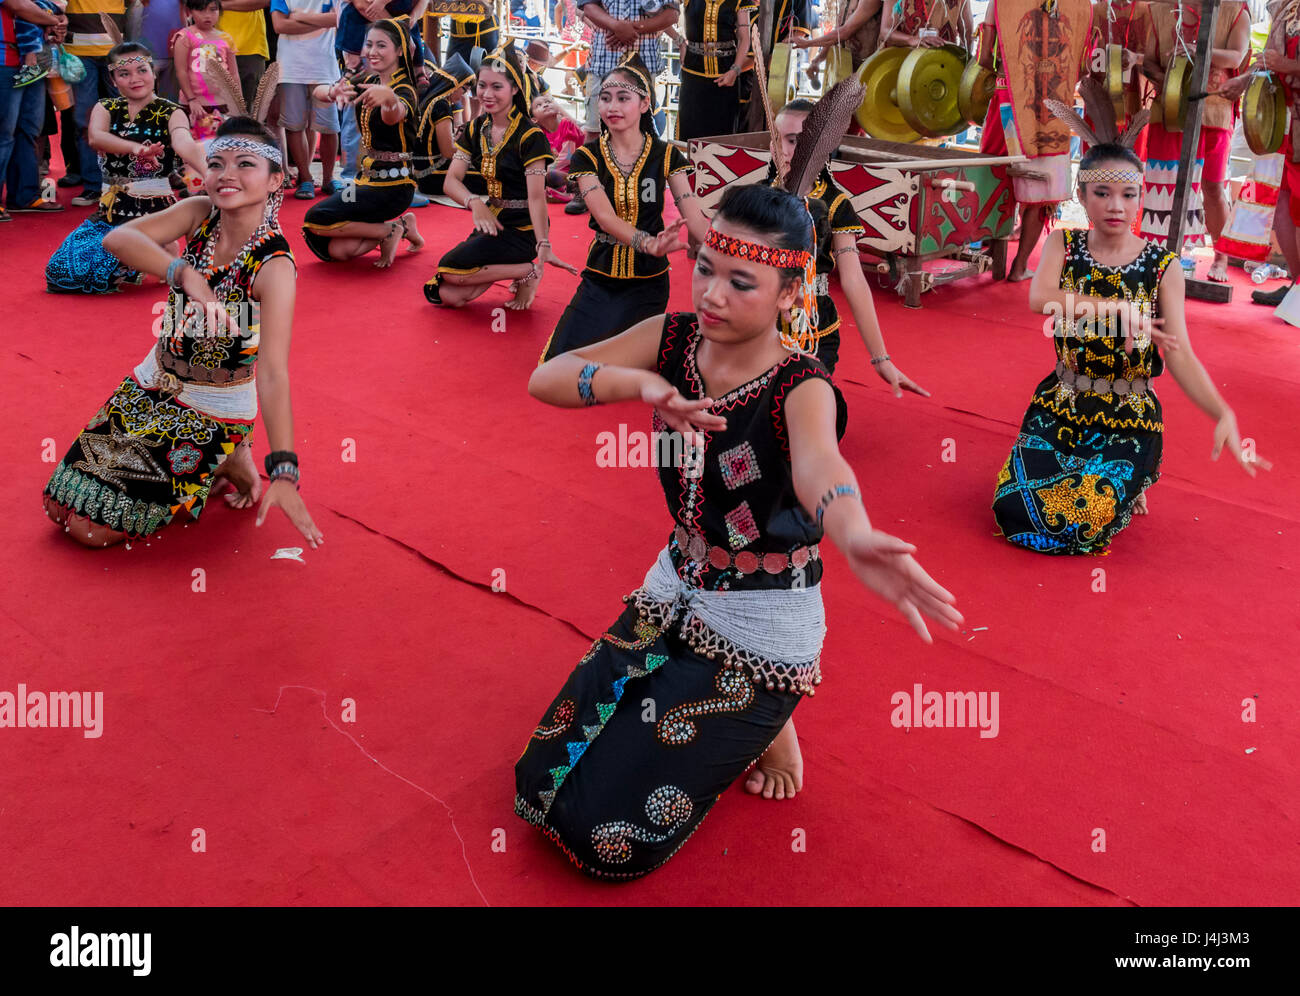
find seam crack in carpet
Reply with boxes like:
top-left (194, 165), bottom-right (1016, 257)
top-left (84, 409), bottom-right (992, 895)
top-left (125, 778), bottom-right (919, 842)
top-left (929, 803), bottom-right (1138, 906)
top-left (321, 504), bottom-right (597, 642)
top-left (254, 685), bottom-right (490, 907)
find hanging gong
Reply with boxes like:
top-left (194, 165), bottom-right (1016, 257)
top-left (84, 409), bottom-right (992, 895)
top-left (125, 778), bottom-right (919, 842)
top-left (824, 45), bottom-right (855, 89)
top-left (769, 41), bottom-right (794, 111)
top-left (1162, 54), bottom-right (1192, 132)
top-left (854, 46), bottom-right (922, 143)
top-left (898, 43), bottom-right (969, 137)
top-left (958, 59), bottom-right (996, 127)
top-left (1106, 44), bottom-right (1127, 124)
top-left (1243, 73), bottom-right (1286, 155)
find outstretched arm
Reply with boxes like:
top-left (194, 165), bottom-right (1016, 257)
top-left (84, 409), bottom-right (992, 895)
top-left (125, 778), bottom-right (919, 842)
top-left (1157, 264), bottom-right (1268, 475)
top-left (785, 378), bottom-right (963, 641)
top-left (251, 255), bottom-right (325, 546)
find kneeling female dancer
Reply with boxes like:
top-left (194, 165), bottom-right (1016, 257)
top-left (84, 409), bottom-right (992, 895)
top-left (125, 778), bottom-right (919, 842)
top-left (515, 183), bottom-right (963, 879)
top-left (539, 54), bottom-right (710, 363)
top-left (46, 41), bottom-right (207, 294)
top-left (993, 141), bottom-right (1268, 554)
top-left (423, 45), bottom-right (577, 311)
top-left (302, 17), bottom-right (424, 267)
top-left (42, 117), bottom-right (324, 550)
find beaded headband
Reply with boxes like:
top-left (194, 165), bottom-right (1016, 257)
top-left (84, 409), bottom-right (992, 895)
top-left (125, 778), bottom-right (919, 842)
top-left (208, 135), bottom-right (283, 167)
top-left (1077, 168), bottom-right (1143, 185)
top-left (704, 228), bottom-right (812, 271)
top-left (111, 55), bottom-right (151, 69)
top-left (600, 78), bottom-right (649, 98)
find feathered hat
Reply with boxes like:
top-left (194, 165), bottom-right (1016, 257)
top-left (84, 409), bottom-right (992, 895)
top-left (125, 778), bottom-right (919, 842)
top-left (1043, 78), bottom-right (1149, 183)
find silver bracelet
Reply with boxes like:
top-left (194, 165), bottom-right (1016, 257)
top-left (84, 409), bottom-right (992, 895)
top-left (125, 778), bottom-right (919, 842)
top-left (870, 354), bottom-right (891, 366)
top-left (631, 230), bottom-right (650, 252)
top-left (165, 257), bottom-right (189, 290)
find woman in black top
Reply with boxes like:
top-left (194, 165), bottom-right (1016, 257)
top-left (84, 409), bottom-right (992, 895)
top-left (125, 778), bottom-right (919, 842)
top-left (540, 55), bottom-right (710, 363)
top-left (676, 0), bottom-right (756, 141)
top-left (515, 183), bottom-right (962, 879)
top-left (424, 45), bottom-right (576, 311)
top-left (413, 52), bottom-right (483, 199)
top-left (302, 18), bottom-right (425, 267)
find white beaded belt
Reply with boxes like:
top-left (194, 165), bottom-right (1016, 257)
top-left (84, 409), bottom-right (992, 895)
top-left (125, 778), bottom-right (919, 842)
top-left (133, 349), bottom-right (258, 421)
top-left (633, 546), bottom-right (826, 695)
top-left (686, 40), bottom-right (737, 54)
top-left (103, 176), bottom-right (174, 198)
top-left (673, 523), bottom-right (820, 575)
top-left (1055, 361), bottom-right (1150, 396)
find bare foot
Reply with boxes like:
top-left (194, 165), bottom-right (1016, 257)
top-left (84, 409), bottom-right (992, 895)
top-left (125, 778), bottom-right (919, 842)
top-left (375, 222), bottom-right (402, 268)
top-left (212, 441), bottom-right (262, 510)
top-left (505, 273), bottom-right (540, 311)
top-left (400, 212), bottom-right (424, 251)
top-left (744, 717), bottom-right (803, 800)
top-left (1007, 266), bottom-right (1035, 282)
top-left (1133, 491), bottom-right (1149, 515)
top-left (1206, 253), bottom-right (1229, 283)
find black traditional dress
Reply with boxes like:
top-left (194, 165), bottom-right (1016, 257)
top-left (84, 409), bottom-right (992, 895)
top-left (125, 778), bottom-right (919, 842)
top-left (539, 133), bottom-right (693, 362)
top-left (44, 209), bottom-right (294, 538)
top-left (992, 230), bottom-right (1176, 554)
top-left (677, 0), bottom-right (759, 141)
top-left (424, 110), bottom-right (554, 302)
top-left (46, 96), bottom-right (183, 294)
top-left (413, 93), bottom-right (485, 197)
top-left (516, 313), bottom-right (847, 880)
top-left (302, 70), bottom-right (418, 262)
top-left (771, 166), bottom-right (866, 374)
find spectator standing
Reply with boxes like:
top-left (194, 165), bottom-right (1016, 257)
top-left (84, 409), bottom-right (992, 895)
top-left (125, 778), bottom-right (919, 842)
top-left (216, 0), bottom-right (268, 106)
top-left (2, 0), bottom-right (67, 219)
top-left (270, 0), bottom-right (339, 198)
top-left (64, 0), bottom-right (126, 206)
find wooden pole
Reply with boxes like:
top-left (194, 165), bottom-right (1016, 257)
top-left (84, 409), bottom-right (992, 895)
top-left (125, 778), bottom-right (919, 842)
top-left (1165, 0), bottom-right (1233, 302)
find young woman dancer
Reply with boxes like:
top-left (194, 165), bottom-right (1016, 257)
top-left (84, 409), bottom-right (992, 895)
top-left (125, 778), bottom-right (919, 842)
top-left (46, 42), bottom-right (207, 294)
top-left (993, 142), bottom-right (1268, 554)
top-left (515, 183), bottom-right (963, 879)
top-left (413, 52), bottom-right (479, 199)
top-left (42, 117), bottom-right (323, 549)
top-left (423, 45), bottom-right (576, 311)
top-left (302, 17), bottom-right (424, 267)
top-left (539, 55), bottom-right (710, 363)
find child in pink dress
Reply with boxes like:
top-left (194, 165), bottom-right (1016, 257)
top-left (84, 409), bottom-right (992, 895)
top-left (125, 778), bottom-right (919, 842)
top-left (173, 0), bottom-right (239, 141)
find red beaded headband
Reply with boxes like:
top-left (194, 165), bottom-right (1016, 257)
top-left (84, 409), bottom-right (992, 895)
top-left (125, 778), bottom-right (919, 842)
top-left (704, 228), bottom-right (811, 270)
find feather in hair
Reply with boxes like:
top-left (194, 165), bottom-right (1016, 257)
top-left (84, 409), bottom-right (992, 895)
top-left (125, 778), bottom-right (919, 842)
top-left (749, 33), bottom-right (786, 184)
top-left (1077, 77), bottom-right (1118, 143)
top-left (1119, 107), bottom-right (1150, 148)
top-left (1042, 97), bottom-right (1100, 148)
top-left (783, 77), bottom-right (863, 198)
top-left (98, 12), bottom-right (123, 47)
top-left (203, 55), bottom-right (249, 118)
top-left (249, 61), bottom-right (282, 124)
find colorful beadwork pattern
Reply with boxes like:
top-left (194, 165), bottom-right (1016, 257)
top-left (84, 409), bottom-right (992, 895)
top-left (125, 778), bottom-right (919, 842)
top-left (591, 786), bottom-right (693, 865)
top-left (717, 441), bottom-right (761, 491)
top-left (656, 668), bottom-right (755, 746)
top-left (704, 228), bottom-right (811, 271)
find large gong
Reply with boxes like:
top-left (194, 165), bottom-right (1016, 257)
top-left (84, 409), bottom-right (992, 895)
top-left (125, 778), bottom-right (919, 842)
top-left (958, 58), bottom-right (996, 128)
top-left (898, 43), bottom-right (969, 137)
top-left (1162, 54), bottom-right (1192, 132)
top-left (768, 41), bottom-right (796, 110)
top-left (854, 46), bottom-right (923, 142)
top-left (1243, 73), bottom-right (1286, 155)
top-left (1106, 43), bottom-right (1127, 123)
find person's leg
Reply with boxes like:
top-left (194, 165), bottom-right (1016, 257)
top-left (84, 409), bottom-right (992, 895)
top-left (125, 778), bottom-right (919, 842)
top-left (1252, 183), bottom-right (1300, 305)
top-left (236, 55), bottom-right (266, 110)
top-left (435, 262), bottom-right (535, 305)
top-left (6, 76), bottom-right (46, 208)
top-left (0, 68), bottom-right (22, 207)
top-left (1009, 204), bottom-right (1046, 281)
top-left (153, 58), bottom-right (179, 102)
top-left (313, 98), bottom-right (339, 187)
top-left (70, 57), bottom-right (104, 195)
top-left (58, 105), bottom-right (80, 185)
top-left (1202, 127), bottom-right (1233, 281)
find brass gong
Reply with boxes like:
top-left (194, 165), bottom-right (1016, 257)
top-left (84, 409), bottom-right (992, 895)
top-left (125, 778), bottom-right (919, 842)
top-left (1106, 44), bottom-right (1127, 123)
top-left (854, 46), bottom-right (923, 143)
top-left (958, 59), bottom-right (996, 127)
top-left (769, 41), bottom-right (795, 111)
top-left (1162, 54), bottom-right (1192, 132)
top-left (1243, 73), bottom-right (1286, 155)
top-left (898, 43), bottom-right (969, 137)
top-left (824, 45), bottom-right (855, 89)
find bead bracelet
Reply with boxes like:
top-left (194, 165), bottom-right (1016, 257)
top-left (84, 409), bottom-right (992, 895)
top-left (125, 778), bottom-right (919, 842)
top-left (577, 362), bottom-right (602, 406)
top-left (816, 484), bottom-right (861, 527)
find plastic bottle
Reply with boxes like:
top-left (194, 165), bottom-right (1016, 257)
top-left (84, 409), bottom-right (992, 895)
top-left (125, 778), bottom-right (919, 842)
top-left (1251, 263), bottom-right (1286, 284)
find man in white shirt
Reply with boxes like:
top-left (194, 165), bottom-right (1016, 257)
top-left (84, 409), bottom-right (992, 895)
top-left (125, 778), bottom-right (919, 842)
top-left (270, 0), bottom-right (341, 198)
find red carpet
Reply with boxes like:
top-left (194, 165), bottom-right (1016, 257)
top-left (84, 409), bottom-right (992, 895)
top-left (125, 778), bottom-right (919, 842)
top-left (2, 179), bottom-right (1297, 906)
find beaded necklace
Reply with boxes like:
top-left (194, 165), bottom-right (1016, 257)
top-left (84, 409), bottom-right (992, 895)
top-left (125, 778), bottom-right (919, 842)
top-left (191, 213), bottom-right (274, 310)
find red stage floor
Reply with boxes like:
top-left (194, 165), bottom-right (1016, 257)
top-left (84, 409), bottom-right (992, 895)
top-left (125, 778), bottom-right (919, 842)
top-left (2, 183), bottom-right (1297, 906)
